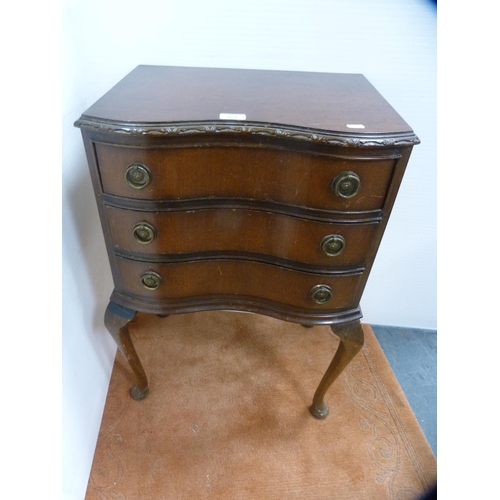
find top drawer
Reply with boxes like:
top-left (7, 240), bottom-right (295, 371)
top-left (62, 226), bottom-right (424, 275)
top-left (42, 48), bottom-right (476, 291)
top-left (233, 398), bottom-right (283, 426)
top-left (94, 143), bottom-right (395, 211)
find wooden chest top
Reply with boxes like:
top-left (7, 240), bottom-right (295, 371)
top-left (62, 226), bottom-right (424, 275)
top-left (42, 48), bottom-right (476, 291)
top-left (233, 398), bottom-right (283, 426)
top-left (78, 65), bottom-right (416, 140)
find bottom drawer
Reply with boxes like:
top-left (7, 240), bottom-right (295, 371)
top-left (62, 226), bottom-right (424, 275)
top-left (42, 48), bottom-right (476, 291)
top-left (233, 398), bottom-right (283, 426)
top-left (114, 257), bottom-right (363, 310)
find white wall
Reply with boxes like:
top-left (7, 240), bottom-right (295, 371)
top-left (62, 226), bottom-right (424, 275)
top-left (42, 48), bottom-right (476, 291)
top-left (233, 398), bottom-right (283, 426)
top-left (62, 0), bottom-right (436, 498)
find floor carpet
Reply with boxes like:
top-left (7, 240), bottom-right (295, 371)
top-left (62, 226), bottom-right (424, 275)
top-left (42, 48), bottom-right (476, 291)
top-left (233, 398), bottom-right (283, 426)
top-left (85, 310), bottom-right (436, 500)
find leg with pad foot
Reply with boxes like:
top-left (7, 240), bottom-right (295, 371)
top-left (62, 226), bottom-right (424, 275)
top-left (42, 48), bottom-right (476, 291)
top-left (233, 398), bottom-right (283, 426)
top-left (310, 320), bottom-right (364, 419)
top-left (104, 301), bottom-right (149, 400)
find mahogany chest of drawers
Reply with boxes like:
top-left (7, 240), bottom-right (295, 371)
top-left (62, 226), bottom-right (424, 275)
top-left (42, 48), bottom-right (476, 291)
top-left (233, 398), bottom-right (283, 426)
top-left (75, 65), bottom-right (419, 419)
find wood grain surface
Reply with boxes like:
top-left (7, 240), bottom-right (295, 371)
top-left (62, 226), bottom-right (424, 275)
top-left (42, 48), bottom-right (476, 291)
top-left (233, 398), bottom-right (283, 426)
top-left (80, 65), bottom-right (414, 135)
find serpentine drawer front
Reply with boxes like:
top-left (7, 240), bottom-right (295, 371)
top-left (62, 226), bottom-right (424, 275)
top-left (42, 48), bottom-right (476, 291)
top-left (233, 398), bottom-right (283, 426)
top-left (95, 142), bottom-right (396, 211)
top-left (105, 205), bottom-right (380, 268)
top-left (75, 65), bottom-right (419, 419)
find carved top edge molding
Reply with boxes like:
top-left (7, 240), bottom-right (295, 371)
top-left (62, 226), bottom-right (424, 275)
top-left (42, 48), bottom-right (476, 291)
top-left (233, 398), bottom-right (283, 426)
top-left (74, 118), bottom-right (420, 148)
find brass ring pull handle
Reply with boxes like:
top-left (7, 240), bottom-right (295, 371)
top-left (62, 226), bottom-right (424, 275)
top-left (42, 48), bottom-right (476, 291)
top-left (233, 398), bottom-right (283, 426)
top-left (320, 234), bottom-right (345, 257)
top-left (310, 284), bottom-right (333, 304)
top-left (125, 163), bottom-right (152, 189)
top-left (141, 271), bottom-right (162, 290)
top-left (133, 222), bottom-right (156, 244)
top-left (332, 171), bottom-right (360, 198)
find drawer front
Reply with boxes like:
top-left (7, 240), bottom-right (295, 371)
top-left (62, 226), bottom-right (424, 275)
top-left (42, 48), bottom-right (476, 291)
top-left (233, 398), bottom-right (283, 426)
top-left (95, 143), bottom-right (395, 211)
top-left (114, 257), bottom-right (363, 310)
top-left (106, 206), bottom-right (378, 268)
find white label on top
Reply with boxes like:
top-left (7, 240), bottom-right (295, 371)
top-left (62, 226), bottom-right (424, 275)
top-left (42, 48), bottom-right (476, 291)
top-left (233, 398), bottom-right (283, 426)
top-left (346, 123), bottom-right (365, 129)
top-left (219, 113), bottom-right (247, 120)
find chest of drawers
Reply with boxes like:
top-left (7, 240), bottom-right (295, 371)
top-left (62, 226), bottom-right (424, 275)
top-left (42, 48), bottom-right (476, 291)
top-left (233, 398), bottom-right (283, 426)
top-left (75, 65), bottom-right (419, 419)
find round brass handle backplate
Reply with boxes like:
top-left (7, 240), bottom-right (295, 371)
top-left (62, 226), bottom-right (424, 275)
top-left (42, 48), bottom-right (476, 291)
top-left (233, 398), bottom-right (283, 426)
top-left (332, 171), bottom-right (360, 198)
top-left (141, 271), bottom-right (162, 290)
top-left (133, 222), bottom-right (156, 244)
top-left (320, 234), bottom-right (345, 257)
top-left (125, 163), bottom-right (152, 189)
top-left (310, 284), bottom-right (333, 304)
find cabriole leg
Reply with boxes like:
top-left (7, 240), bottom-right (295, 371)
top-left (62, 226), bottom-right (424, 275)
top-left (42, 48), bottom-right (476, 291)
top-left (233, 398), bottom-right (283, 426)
top-left (310, 320), bottom-right (364, 419)
top-left (104, 301), bottom-right (149, 400)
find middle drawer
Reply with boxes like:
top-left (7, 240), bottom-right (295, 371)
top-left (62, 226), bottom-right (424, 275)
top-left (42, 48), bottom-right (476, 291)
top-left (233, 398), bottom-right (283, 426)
top-left (105, 206), bottom-right (379, 268)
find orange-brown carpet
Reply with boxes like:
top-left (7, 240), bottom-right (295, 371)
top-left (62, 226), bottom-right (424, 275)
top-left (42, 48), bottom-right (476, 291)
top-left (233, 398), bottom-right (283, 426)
top-left (85, 311), bottom-right (436, 500)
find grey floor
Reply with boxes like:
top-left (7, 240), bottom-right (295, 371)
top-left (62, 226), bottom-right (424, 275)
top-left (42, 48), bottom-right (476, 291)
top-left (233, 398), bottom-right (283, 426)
top-left (370, 325), bottom-right (437, 457)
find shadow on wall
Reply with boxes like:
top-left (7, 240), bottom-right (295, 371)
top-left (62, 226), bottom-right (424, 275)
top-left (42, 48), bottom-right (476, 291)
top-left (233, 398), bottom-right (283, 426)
top-left (63, 137), bottom-right (115, 367)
